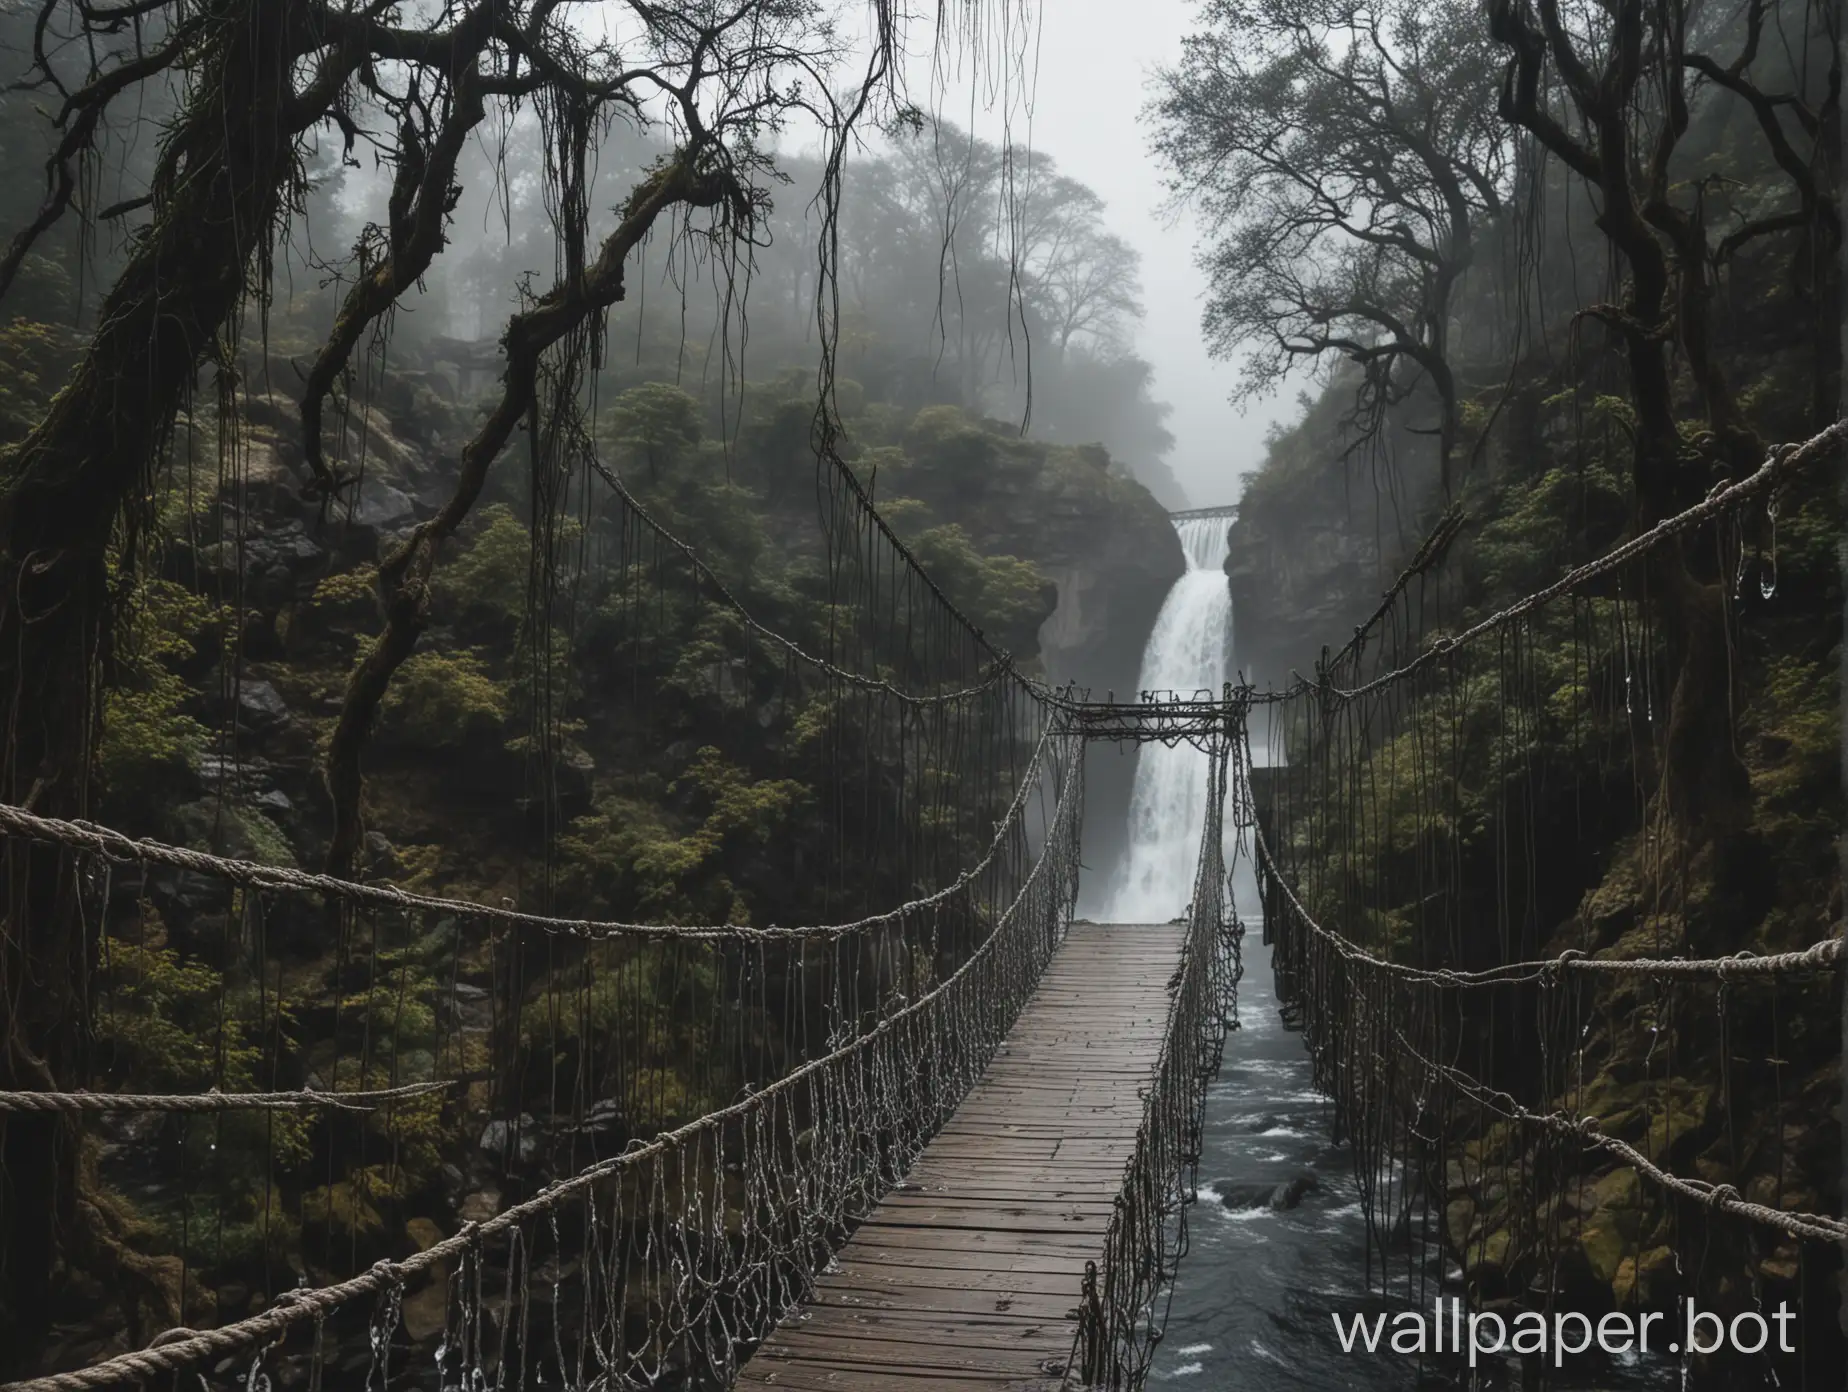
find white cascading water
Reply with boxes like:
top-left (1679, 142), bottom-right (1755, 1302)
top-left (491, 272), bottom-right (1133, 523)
top-left (1102, 516), bottom-right (1235, 923)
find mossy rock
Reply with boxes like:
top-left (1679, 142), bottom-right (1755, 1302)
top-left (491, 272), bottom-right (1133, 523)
top-left (1446, 1196), bottom-right (1477, 1250)
top-left (1579, 1222), bottom-right (1629, 1287)
top-left (1575, 1075), bottom-right (1711, 1157)
top-left (1579, 838), bottom-right (1644, 940)
top-left (405, 1217), bottom-right (445, 1252)
top-left (1612, 1245), bottom-right (1676, 1307)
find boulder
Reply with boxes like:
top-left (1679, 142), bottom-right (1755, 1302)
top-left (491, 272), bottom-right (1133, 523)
top-left (1215, 1174), bottom-right (1319, 1211)
top-left (478, 1116), bottom-right (539, 1166)
top-left (458, 1190), bottom-right (501, 1223)
top-left (236, 679), bottom-right (293, 730)
top-left (352, 478), bottom-right (416, 532)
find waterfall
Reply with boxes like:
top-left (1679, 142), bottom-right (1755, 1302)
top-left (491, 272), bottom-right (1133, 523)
top-left (1101, 516), bottom-right (1235, 923)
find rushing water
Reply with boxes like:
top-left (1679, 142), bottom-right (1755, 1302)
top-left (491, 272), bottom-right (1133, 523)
top-left (1106, 519), bottom-right (1676, 1392)
top-left (1098, 517), bottom-right (1237, 924)
top-left (1095, 514), bottom-right (1406, 1385)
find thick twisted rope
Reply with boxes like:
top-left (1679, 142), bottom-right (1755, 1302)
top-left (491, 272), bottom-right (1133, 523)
top-left (2, 729), bottom-right (1085, 1392)
top-left (0, 1081), bottom-right (452, 1114)
top-left (1248, 787), bottom-right (1842, 984)
top-left (1406, 1037), bottom-right (1848, 1246)
top-left (1285, 417), bottom-right (1848, 704)
top-left (0, 718), bottom-right (1057, 943)
top-left (588, 454), bottom-right (1020, 706)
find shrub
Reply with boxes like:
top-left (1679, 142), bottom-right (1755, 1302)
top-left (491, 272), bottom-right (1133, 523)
top-left (381, 648), bottom-right (509, 748)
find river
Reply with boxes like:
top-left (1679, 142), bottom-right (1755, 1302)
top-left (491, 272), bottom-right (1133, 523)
top-left (1086, 514), bottom-right (1409, 1387)
top-left (1094, 515), bottom-right (1680, 1391)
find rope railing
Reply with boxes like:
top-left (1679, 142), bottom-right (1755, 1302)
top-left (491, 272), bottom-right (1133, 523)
top-left (587, 454), bottom-right (1018, 707)
top-left (0, 717), bottom-right (1060, 945)
top-left (2, 728), bottom-right (1087, 1392)
top-left (10, 403), bottom-right (1839, 1389)
top-left (1249, 802), bottom-right (1843, 986)
top-left (1241, 417), bottom-right (1848, 1344)
top-left (1397, 1034), bottom-right (1848, 1245)
top-left (1068, 718), bottom-right (1244, 1389)
top-left (0, 1081), bottom-right (455, 1114)
top-left (1266, 416), bottom-right (1848, 705)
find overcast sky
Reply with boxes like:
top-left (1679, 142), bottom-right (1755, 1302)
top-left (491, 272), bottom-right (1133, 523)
top-left (906, 0), bottom-right (1295, 509)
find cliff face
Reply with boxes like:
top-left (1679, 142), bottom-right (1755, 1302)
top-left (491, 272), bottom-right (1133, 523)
top-left (883, 413), bottom-right (1185, 695)
top-left (1225, 386), bottom-right (1441, 690)
top-left (1025, 448), bottom-right (1184, 699)
top-left (1026, 456), bottom-right (1183, 887)
top-left (1226, 509), bottom-right (1384, 689)
top-left (876, 413), bottom-right (1183, 881)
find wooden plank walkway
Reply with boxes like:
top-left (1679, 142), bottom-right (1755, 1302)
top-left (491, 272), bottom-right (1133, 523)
top-left (736, 922), bottom-right (1186, 1391)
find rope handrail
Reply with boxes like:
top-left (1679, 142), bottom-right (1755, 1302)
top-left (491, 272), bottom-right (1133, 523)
top-left (1067, 731), bottom-right (1241, 1389)
top-left (811, 435), bottom-right (1038, 691)
top-left (1263, 417), bottom-right (1848, 706)
top-left (0, 735), bottom-right (1086, 1392)
top-left (0, 718), bottom-right (1061, 943)
top-left (1401, 1034), bottom-right (1848, 1245)
top-left (1246, 784), bottom-right (1843, 983)
top-left (0, 1081), bottom-right (454, 1114)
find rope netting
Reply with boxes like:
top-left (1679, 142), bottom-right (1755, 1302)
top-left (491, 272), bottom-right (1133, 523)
top-left (1244, 421), bottom-right (1846, 1348)
top-left (0, 300), bottom-right (1098, 1382)
top-left (4, 729), bottom-right (1084, 1392)
top-left (1068, 711), bottom-right (1244, 1390)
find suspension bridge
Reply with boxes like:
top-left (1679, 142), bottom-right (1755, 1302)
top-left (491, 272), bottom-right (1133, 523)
top-left (0, 421), bottom-right (1844, 1391)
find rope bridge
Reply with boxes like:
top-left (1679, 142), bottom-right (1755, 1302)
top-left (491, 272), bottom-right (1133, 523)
top-left (1244, 421), bottom-right (1848, 1343)
top-left (2, 418), bottom-right (1842, 1389)
top-left (0, 365), bottom-right (1245, 1392)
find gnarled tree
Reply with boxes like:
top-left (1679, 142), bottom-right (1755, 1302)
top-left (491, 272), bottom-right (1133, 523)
top-left (1487, 0), bottom-right (1841, 836)
top-left (0, 0), bottom-right (924, 1361)
top-left (1152, 0), bottom-right (1513, 492)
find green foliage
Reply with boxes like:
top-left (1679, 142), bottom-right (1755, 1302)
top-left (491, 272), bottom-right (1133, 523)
top-left (1747, 653), bottom-right (1841, 876)
top-left (0, 318), bottom-right (71, 441)
top-left (559, 749), bottom-right (808, 925)
top-left (441, 503), bottom-right (530, 630)
top-left (521, 946), bottom-right (723, 1126)
top-left (605, 382), bottom-right (702, 481)
top-left (98, 578), bottom-right (216, 802)
top-left (96, 932), bottom-right (310, 1177)
top-left (311, 565), bottom-right (379, 614)
top-left (380, 648), bottom-right (509, 748)
top-left (907, 523), bottom-right (1056, 647)
top-left (1468, 458), bottom-right (1627, 596)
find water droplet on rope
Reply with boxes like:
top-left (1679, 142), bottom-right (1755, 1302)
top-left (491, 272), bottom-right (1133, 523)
top-left (1761, 493), bottom-right (1781, 598)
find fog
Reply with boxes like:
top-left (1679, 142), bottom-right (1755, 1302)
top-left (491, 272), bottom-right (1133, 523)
top-left (907, 0), bottom-right (1297, 509)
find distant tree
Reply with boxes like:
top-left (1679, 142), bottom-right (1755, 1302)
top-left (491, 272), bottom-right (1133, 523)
top-left (1490, 0), bottom-right (1841, 491)
top-left (1012, 161), bottom-right (1145, 360)
top-left (1152, 0), bottom-right (1513, 491)
top-left (840, 120), bottom-right (1178, 490)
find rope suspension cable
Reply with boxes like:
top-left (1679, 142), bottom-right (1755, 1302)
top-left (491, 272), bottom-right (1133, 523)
top-left (1291, 418), bottom-right (1848, 705)
top-left (0, 1081), bottom-right (457, 1114)
top-left (585, 454), bottom-right (1016, 708)
top-left (2, 726), bottom-right (1088, 1392)
top-left (1395, 1033), bottom-right (1848, 1245)
top-left (1240, 418), bottom-right (1848, 1327)
top-left (1249, 801), bottom-right (1843, 985)
top-left (0, 717), bottom-right (1060, 944)
top-left (8, 315), bottom-right (1081, 1387)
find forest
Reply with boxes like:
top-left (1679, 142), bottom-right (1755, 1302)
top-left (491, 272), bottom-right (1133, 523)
top-left (0, 0), bottom-right (1840, 1388)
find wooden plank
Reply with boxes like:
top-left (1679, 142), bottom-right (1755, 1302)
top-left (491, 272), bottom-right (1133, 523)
top-left (735, 923), bottom-right (1182, 1390)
